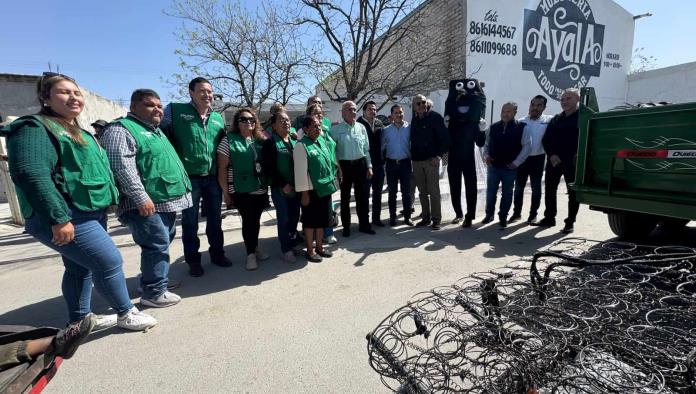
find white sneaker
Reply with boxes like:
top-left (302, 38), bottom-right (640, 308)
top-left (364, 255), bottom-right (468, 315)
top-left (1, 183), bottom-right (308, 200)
top-left (140, 291), bottom-right (181, 308)
top-left (256, 249), bottom-right (270, 261)
top-left (246, 254), bottom-right (258, 270)
top-left (325, 235), bottom-right (338, 244)
top-left (282, 250), bottom-right (297, 263)
top-left (93, 314), bottom-right (117, 332)
top-left (117, 307), bottom-right (157, 331)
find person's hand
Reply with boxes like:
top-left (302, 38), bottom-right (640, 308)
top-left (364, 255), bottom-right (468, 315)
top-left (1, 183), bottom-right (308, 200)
top-left (431, 156), bottom-right (440, 166)
top-left (51, 222), bottom-right (74, 246)
top-left (0, 154), bottom-right (8, 161)
top-left (301, 192), bottom-right (310, 207)
top-left (478, 118), bottom-right (488, 131)
top-left (507, 163), bottom-right (518, 170)
top-left (367, 167), bottom-right (373, 179)
top-left (137, 199), bottom-right (156, 216)
top-left (282, 184), bottom-right (294, 195)
top-left (549, 155), bottom-right (562, 167)
top-left (484, 155), bottom-right (493, 166)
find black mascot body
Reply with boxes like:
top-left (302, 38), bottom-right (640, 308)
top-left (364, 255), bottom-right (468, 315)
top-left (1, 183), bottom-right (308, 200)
top-left (444, 78), bottom-right (487, 227)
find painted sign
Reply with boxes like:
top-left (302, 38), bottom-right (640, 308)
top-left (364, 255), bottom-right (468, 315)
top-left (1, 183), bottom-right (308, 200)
top-left (465, 0), bottom-right (634, 117)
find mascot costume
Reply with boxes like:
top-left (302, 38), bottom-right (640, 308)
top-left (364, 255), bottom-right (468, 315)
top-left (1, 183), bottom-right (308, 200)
top-left (444, 79), bottom-right (488, 227)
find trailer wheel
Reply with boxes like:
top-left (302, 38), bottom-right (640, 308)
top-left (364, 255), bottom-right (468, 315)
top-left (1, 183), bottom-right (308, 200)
top-left (659, 218), bottom-right (690, 232)
top-left (607, 212), bottom-right (658, 239)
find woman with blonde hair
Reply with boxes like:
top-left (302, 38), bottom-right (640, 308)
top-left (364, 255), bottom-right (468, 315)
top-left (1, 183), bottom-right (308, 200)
top-left (217, 108), bottom-right (269, 270)
top-left (1, 73), bottom-right (156, 331)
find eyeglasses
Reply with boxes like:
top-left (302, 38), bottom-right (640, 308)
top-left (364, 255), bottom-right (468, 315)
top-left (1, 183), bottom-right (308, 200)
top-left (415, 101), bottom-right (426, 106)
top-left (238, 116), bottom-right (255, 124)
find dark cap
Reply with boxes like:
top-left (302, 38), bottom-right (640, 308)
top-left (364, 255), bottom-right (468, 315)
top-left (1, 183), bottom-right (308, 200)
top-left (91, 119), bottom-right (108, 128)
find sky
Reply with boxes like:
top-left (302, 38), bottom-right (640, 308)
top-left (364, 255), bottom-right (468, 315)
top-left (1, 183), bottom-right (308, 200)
top-left (1, 0), bottom-right (693, 105)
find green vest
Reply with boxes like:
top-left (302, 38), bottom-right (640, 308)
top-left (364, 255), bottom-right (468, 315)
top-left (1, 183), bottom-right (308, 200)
top-left (226, 132), bottom-right (265, 194)
top-left (115, 116), bottom-right (191, 203)
top-left (301, 135), bottom-right (337, 197)
top-left (169, 103), bottom-right (225, 176)
top-left (17, 116), bottom-right (119, 215)
top-left (272, 132), bottom-right (295, 187)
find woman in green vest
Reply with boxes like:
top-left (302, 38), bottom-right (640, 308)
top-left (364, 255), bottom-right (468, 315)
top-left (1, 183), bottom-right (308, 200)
top-left (297, 103), bottom-right (338, 245)
top-left (262, 110), bottom-right (302, 263)
top-left (293, 116), bottom-right (338, 262)
top-left (2, 73), bottom-right (156, 331)
top-left (217, 108), bottom-right (269, 271)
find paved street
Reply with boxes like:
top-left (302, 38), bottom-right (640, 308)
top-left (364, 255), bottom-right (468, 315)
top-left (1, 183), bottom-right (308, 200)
top-left (1, 186), bottom-right (692, 393)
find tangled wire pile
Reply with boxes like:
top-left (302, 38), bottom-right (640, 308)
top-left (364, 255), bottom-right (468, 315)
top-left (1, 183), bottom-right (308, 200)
top-left (366, 238), bottom-right (696, 393)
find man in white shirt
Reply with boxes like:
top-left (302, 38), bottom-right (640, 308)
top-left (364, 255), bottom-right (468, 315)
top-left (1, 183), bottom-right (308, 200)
top-left (509, 95), bottom-right (553, 225)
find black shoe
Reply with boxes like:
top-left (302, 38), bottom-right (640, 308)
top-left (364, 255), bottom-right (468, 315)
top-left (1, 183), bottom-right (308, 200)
top-left (399, 207), bottom-right (416, 216)
top-left (526, 215), bottom-right (537, 225)
top-left (342, 227), bottom-right (351, 237)
top-left (508, 214), bottom-right (522, 223)
top-left (188, 263), bottom-right (204, 277)
top-left (481, 216), bottom-right (494, 224)
top-left (416, 219), bottom-right (432, 227)
top-left (451, 216), bottom-right (463, 224)
top-left (53, 313), bottom-right (96, 359)
top-left (359, 227), bottom-right (376, 235)
top-left (389, 217), bottom-right (397, 226)
top-left (372, 220), bottom-right (385, 227)
top-left (431, 220), bottom-right (441, 230)
top-left (462, 218), bottom-right (473, 228)
top-left (561, 223), bottom-right (575, 234)
top-left (211, 255), bottom-right (233, 267)
top-left (316, 249), bottom-right (333, 258)
top-left (499, 218), bottom-right (508, 229)
top-left (404, 218), bottom-right (415, 226)
top-left (532, 218), bottom-right (556, 227)
top-left (306, 252), bottom-right (323, 263)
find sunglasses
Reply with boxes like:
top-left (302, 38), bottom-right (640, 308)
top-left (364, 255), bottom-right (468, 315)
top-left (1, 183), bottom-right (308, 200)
top-left (40, 71), bottom-right (75, 90)
top-left (238, 116), bottom-right (255, 124)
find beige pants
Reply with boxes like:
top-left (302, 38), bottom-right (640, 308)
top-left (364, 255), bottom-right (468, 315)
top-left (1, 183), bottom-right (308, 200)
top-left (412, 159), bottom-right (441, 222)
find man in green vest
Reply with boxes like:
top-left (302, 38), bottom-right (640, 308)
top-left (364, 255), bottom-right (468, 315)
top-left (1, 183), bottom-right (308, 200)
top-left (101, 89), bottom-right (192, 308)
top-left (160, 77), bottom-right (230, 277)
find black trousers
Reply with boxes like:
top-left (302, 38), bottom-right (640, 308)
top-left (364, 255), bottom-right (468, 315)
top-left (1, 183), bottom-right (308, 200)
top-left (512, 154), bottom-right (546, 218)
top-left (543, 159), bottom-right (580, 224)
top-left (370, 164), bottom-right (385, 222)
top-left (339, 158), bottom-right (370, 229)
top-left (447, 153), bottom-right (478, 220)
top-left (234, 193), bottom-right (267, 255)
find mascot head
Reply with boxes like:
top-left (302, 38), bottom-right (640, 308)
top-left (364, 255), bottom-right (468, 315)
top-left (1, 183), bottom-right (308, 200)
top-left (444, 79), bottom-right (486, 126)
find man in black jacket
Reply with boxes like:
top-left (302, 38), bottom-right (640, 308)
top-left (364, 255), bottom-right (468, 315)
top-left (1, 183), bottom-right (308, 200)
top-left (482, 102), bottom-right (531, 228)
top-left (532, 88), bottom-right (581, 234)
top-left (410, 94), bottom-right (450, 230)
top-left (357, 101), bottom-right (386, 227)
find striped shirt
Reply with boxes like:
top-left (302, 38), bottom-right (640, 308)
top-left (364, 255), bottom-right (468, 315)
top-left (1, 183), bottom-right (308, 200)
top-left (216, 135), bottom-right (268, 195)
top-left (100, 113), bottom-right (192, 216)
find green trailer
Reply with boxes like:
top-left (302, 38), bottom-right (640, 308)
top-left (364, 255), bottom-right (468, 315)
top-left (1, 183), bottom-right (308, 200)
top-left (574, 87), bottom-right (696, 238)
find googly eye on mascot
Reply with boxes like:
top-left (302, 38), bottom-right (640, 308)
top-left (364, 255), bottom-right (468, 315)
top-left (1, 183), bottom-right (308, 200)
top-left (444, 79), bottom-right (488, 150)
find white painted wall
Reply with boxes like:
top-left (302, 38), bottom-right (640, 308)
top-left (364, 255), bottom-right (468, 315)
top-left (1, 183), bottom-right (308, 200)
top-left (626, 62), bottom-right (696, 106)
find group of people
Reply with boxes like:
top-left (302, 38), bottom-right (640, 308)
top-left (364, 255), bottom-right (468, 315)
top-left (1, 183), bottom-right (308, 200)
top-left (1, 73), bottom-right (581, 335)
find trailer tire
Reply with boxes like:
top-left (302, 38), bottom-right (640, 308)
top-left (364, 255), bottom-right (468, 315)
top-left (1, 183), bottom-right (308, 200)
top-left (607, 212), bottom-right (657, 239)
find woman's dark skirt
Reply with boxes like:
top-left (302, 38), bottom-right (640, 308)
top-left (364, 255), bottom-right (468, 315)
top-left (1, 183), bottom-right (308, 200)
top-left (301, 191), bottom-right (332, 228)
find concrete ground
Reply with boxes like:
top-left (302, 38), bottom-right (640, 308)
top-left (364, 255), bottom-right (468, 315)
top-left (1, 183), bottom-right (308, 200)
top-left (0, 184), bottom-right (692, 393)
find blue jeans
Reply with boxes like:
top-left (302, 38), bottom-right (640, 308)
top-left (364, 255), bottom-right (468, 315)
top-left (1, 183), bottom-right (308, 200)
top-left (120, 211), bottom-right (176, 299)
top-left (181, 175), bottom-right (224, 264)
top-left (271, 187), bottom-right (301, 253)
top-left (485, 167), bottom-right (517, 220)
top-left (25, 207), bottom-right (133, 322)
top-left (385, 159), bottom-right (413, 219)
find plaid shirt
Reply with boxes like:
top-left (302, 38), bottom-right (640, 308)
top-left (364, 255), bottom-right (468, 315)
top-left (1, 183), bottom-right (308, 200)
top-left (100, 113), bottom-right (192, 216)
